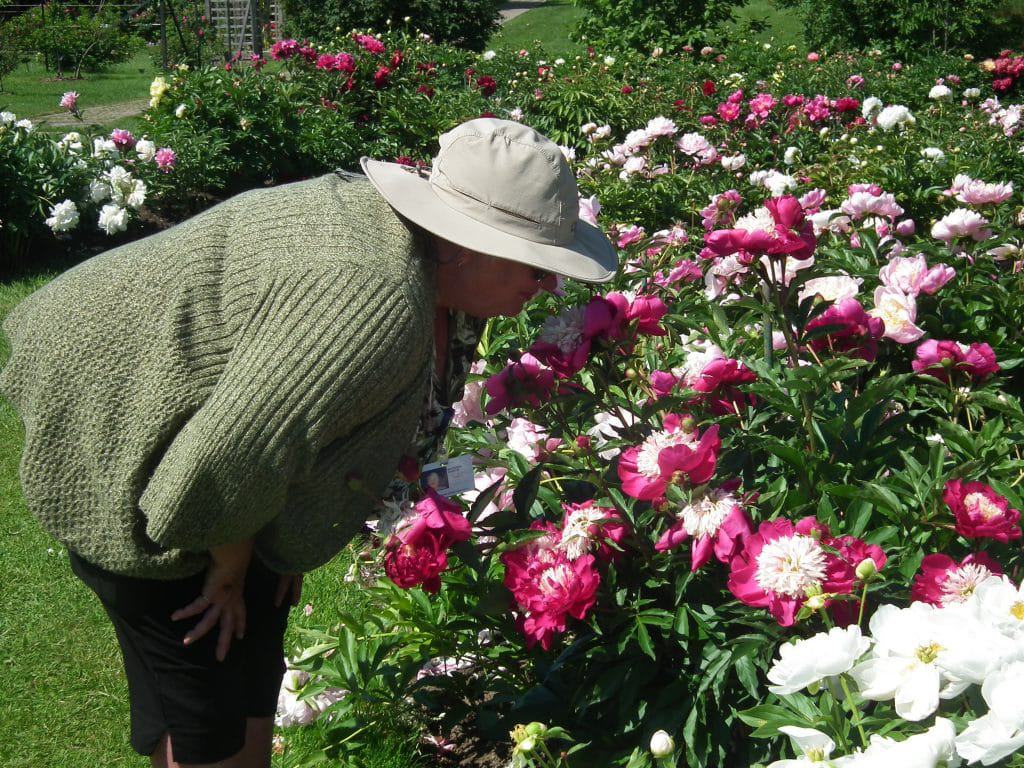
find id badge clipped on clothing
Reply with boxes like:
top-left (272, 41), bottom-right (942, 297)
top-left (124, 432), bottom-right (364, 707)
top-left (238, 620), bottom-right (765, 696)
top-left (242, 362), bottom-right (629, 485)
top-left (419, 454), bottom-right (475, 497)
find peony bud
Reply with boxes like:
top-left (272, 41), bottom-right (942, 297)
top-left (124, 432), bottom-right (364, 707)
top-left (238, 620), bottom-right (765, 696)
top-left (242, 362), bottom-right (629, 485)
top-left (650, 730), bottom-right (675, 757)
top-left (855, 558), bottom-right (877, 580)
top-left (525, 722), bottom-right (547, 738)
top-left (625, 368), bottom-right (638, 379)
top-left (804, 593), bottom-right (826, 610)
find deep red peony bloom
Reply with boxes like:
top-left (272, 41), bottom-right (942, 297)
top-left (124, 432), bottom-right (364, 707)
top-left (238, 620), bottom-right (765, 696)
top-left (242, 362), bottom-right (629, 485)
top-left (912, 340), bottom-right (999, 384)
top-left (943, 479), bottom-right (1022, 543)
top-left (384, 490), bottom-right (472, 592)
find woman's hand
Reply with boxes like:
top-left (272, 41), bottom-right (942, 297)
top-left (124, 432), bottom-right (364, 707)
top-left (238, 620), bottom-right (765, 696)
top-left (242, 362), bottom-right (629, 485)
top-left (275, 573), bottom-right (303, 608)
top-left (172, 538), bottom-right (254, 662)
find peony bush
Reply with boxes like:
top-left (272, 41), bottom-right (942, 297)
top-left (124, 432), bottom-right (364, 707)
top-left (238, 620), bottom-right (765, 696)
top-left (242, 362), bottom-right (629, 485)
top-left (278, 39), bottom-right (1024, 768)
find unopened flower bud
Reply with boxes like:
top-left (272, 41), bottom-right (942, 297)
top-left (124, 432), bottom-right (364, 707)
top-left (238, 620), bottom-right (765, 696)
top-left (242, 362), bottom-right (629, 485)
top-left (518, 737), bottom-right (536, 753)
top-left (804, 593), bottom-right (826, 610)
top-left (525, 722), bottom-right (547, 738)
top-left (855, 558), bottom-right (877, 580)
top-left (804, 582), bottom-right (823, 597)
top-left (625, 368), bottom-right (638, 379)
top-left (679, 414), bottom-right (696, 432)
top-left (650, 730), bottom-right (675, 757)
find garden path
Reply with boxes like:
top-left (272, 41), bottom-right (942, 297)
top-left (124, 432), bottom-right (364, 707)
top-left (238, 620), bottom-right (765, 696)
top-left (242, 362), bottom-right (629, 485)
top-left (499, 0), bottom-right (547, 22)
top-left (32, 98), bottom-right (149, 128)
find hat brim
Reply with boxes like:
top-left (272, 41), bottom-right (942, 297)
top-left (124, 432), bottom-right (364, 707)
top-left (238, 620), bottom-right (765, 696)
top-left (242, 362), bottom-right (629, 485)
top-left (360, 156), bottom-right (618, 284)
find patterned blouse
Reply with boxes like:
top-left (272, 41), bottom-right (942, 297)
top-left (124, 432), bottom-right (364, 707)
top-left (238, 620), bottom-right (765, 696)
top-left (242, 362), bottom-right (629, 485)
top-left (378, 310), bottom-right (483, 515)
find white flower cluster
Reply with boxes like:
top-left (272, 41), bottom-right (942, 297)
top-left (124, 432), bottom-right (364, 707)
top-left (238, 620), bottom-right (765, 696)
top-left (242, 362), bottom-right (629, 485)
top-left (765, 575), bottom-right (1024, 767)
top-left (274, 662), bottom-right (348, 728)
top-left (88, 166), bottom-right (147, 234)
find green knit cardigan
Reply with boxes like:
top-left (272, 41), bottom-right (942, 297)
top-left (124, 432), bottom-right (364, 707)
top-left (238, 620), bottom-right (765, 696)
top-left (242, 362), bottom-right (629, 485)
top-left (0, 173), bottom-right (436, 579)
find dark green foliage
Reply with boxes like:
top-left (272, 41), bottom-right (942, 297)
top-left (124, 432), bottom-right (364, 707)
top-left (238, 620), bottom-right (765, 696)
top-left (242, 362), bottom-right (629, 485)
top-left (281, 0), bottom-right (502, 51)
top-left (571, 0), bottom-right (734, 54)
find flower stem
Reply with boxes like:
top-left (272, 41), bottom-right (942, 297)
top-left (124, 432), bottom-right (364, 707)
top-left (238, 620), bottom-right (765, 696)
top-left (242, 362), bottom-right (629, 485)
top-left (839, 675), bottom-right (869, 748)
top-left (857, 582), bottom-right (869, 627)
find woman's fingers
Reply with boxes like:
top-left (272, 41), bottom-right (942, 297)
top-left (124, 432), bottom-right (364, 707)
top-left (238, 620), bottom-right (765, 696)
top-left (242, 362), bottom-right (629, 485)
top-left (171, 594), bottom-right (211, 621)
top-left (182, 603), bottom-right (221, 646)
top-left (216, 610), bottom-right (234, 662)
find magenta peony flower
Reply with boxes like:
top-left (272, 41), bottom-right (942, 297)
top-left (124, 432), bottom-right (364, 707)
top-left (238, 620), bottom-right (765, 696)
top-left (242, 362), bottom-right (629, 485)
top-left (655, 487), bottom-right (753, 572)
top-left (384, 490), bottom-right (472, 592)
top-left (649, 370), bottom-right (677, 399)
top-left (270, 39), bottom-right (299, 60)
top-left (911, 552), bottom-right (1003, 607)
top-left (617, 416), bottom-right (714, 500)
top-left (502, 524), bottom-right (600, 651)
top-left (805, 298), bottom-right (885, 361)
top-left (484, 353), bottom-right (556, 415)
top-left (373, 65), bottom-right (391, 88)
top-left (625, 294), bottom-right (667, 336)
top-left (154, 148), bottom-right (176, 173)
top-left (656, 424), bottom-right (721, 488)
top-left (912, 340), bottom-right (999, 383)
top-left (727, 517), bottom-right (854, 626)
top-left (690, 356), bottom-right (757, 415)
top-left (944, 480), bottom-right (1022, 543)
top-left (355, 33), bottom-right (386, 54)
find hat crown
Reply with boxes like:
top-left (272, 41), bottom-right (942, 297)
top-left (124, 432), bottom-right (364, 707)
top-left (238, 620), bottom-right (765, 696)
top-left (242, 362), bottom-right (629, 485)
top-left (429, 119), bottom-right (578, 245)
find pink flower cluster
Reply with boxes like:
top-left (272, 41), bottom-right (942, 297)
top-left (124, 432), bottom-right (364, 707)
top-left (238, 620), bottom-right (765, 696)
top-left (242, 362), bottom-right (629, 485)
top-left (704, 195), bottom-right (817, 264)
top-left (315, 52), bottom-right (356, 74)
top-left (384, 490), bottom-right (472, 593)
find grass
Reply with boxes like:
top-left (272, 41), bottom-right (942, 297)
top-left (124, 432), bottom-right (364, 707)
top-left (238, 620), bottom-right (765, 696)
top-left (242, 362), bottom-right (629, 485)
top-left (0, 49), bottom-right (159, 122)
top-left (0, 267), bottom-right (420, 767)
top-left (726, 0), bottom-right (805, 47)
top-left (488, 0), bottom-right (586, 57)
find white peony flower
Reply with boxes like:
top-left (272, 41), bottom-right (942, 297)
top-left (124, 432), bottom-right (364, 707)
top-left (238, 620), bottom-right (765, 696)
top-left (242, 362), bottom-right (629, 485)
top-left (854, 717), bottom-right (960, 767)
top-left (0, 110), bottom-right (15, 125)
top-left (929, 84), bottom-right (952, 100)
top-left (972, 575), bottom-right (1024, 640)
top-left (721, 153), bottom-right (746, 170)
top-left (876, 104), bottom-right (916, 131)
top-left (767, 626), bottom-right (871, 695)
top-left (135, 139), bottom-right (157, 162)
top-left (849, 602), bottom-right (981, 721)
top-left (861, 96), bottom-right (883, 119)
top-left (89, 179), bottom-right (110, 203)
top-left (603, 55), bottom-right (615, 66)
top-left (956, 661), bottom-right (1024, 765)
top-left (57, 131), bottom-right (84, 154)
top-left (92, 137), bottom-right (118, 158)
top-left (768, 726), bottom-right (837, 766)
top-left (783, 146), bottom-right (800, 165)
top-left (964, 87), bottom-right (981, 99)
top-left (45, 200), bottom-right (80, 233)
top-left (797, 273), bottom-right (862, 304)
top-left (97, 204), bottom-right (129, 235)
top-left (649, 729), bottom-right (675, 758)
top-left (482, 49), bottom-right (496, 60)
top-left (586, 410), bottom-right (639, 460)
top-left (920, 147), bottom-right (946, 162)
top-left (14, 118), bottom-right (33, 132)
top-left (125, 179), bottom-right (147, 209)
top-left (174, 103), bottom-right (188, 118)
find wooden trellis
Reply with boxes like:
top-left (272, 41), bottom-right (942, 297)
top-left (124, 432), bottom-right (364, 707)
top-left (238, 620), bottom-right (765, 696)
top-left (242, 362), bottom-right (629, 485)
top-left (203, 0), bottom-right (284, 58)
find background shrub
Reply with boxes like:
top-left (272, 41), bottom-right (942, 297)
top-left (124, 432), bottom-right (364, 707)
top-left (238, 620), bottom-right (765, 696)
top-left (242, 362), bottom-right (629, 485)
top-left (776, 0), bottom-right (1024, 59)
top-left (571, 0), bottom-right (734, 53)
top-left (280, 0), bottom-right (501, 51)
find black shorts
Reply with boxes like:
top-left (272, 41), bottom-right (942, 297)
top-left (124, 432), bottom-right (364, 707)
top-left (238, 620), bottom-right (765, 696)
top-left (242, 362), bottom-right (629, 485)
top-left (69, 550), bottom-right (291, 764)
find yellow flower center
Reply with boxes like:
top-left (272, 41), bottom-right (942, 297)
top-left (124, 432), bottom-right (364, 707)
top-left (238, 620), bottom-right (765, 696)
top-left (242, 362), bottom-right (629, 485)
top-left (965, 492), bottom-right (1002, 520)
top-left (916, 643), bottom-right (942, 664)
top-left (1011, 601), bottom-right (1024, 621)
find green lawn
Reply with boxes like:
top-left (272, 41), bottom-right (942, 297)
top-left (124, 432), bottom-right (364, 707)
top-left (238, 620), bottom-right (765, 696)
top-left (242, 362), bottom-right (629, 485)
top-left (0, 269), bottom-right (420, 767)
top-left (0, 50), bottom-right (159, 122)
top-left (726, 0), bottom-right (805, 47)
top-left (488, 0), bottom-right (586, 57)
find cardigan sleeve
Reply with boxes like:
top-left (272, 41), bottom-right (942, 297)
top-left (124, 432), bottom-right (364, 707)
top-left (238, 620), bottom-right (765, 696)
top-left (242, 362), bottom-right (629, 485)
top-left (139, 262), bottom-right (429, 553)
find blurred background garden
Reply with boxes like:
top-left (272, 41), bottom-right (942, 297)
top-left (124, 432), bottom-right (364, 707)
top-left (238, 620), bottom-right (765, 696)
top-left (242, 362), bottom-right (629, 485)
top-left (4, 0), bottom-right (1024, 766)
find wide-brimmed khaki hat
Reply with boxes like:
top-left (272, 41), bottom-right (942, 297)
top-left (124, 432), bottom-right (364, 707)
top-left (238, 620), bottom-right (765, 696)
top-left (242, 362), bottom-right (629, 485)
top-left (360, 118), bottom-right (618, 283)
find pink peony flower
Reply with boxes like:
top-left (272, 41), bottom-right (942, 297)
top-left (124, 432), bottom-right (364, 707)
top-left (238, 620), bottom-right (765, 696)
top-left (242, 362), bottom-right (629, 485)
top-left (270, 39), bottom-right (299, 60)
top-left (384, 490), bottom-right (472, 592)
top-left (846, 74), bottom-right (865, 89)
top-left (797, 274), bottom-right (862, 304)
top-left (962, 342), bottom-right (999, 380)
top-left (373, 66), bottom-right (391, 88)
top-left (675, 132), bottom-right (719, 165)
top-left (625, 294), bottom-right (668, 336)
top-left (452, 360), bottom-right (487, 427)
top-left (870, 286), bottom-right (925, 344)
top-left (154, 148), bottom-right (176, 172)
top-left (560, 500), bottom-right (630, 561)
top-left (799, 188), bottom-right (828, 213)
top-left (655, 487), bottom-right (753, 572)
top-left (911, 552), bottom-right (1003, 607)
top-left (578, 195), bottom-right (601, 227)
top-left (506, 417), bottom-right (560, 463)
top-left (840, 191), bottom-right (904, 220)
top-left (931, 209), bottom-right (993, 246)
top-left (484, 353), bottom-right (555, 415)
top-left (616, 224), bottom-right (645, 249)
top-left (110, 129), bottom-right (136, 151)
top-left (805, 298), bottom-right (885, 361)
top-left (878, 254), bottom-right (955, 296)
top-left (944, 480), bottom-right (1022, 543)
top-left (947, 174), bottom-right (1013, 206)
top-left (59, 91), bottom-right (79, 112)
top-left (701, 190), bottom-right (742, 231)
top-left (728, 517), bottom-right (854, 626)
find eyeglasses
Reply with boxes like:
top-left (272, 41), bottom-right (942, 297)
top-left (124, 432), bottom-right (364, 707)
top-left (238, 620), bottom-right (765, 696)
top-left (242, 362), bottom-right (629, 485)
top-left (531, 267), bottom-right (554, 283)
